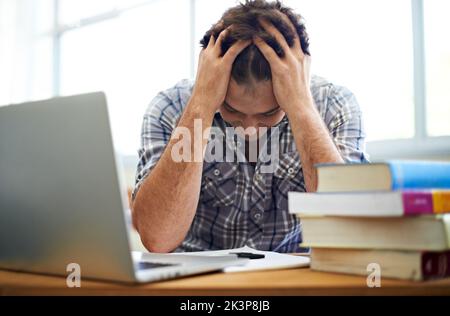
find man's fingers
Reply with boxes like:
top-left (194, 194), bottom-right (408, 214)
top-left (207, 34), bottom-right (215, 49)
top-left (253, 35), bottom-right (281, 67)
top-left (275, 12), bottom-right (302, 51)
top-left (292, 34), bottom-right (302, 53)
top-left (214, 28), bottom-right (230, 54)
top-left (223, 39), bottom-right (251, 64)
top-left (283, 16), bottom-right (302, 51)
top-left (258, 18), bottom-right (290, 53)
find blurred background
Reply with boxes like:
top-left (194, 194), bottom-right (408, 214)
top-left (1, 0), bottom-right (450, 191)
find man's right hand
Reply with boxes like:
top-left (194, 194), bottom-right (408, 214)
top-left (133, 28), bottom-right (249, 253)
top-left (191, 28), bottom-right (251, 114)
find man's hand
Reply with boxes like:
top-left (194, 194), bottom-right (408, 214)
top-left (132, 29), bottom-right (250, 253)
top-left (191, 28), bottom-right (251, 114)
top-left (253, 18), bottom-right (343, 192)
top-left (253, 19), bottom-right (312, 115)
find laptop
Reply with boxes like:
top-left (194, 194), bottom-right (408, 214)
top-left (0, 92), bottom-right (247, 283)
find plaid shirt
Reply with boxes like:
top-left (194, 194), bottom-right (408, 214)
top-left (133, 75), bottom-right (369, 253)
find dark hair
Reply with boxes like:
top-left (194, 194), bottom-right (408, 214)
top-left (200, 0), bottom-right (310, 85)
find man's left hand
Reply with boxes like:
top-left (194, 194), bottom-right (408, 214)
top-left (253, 18), bottom-right (313, 115)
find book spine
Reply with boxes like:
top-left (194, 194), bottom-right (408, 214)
top-left (389, 161), bottom-right (450, 190)
top-left (402, 191), bottom-right (434, 215)
top-left (422, 251), bottom-right (450, 280)
top-left (402, 191), bottom-right (450, 215)
top-left (433, 191), bottom-right (450, 214)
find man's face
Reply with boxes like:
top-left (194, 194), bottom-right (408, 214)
top-left (219, 79), bottom-right (285, 138)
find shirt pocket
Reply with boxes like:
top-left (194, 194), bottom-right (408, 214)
top-left (200, 162), bottom-right (238, 208)
top-left (273, 151), bottom-right (306, 210)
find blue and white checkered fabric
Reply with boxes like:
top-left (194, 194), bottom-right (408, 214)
top-left (133, 75), bottom-right (369, 252)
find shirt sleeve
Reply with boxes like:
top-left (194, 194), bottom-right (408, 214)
top-left (131, 91), bottom-right (183, 201)
top-left (325, 85), bottom-right (370, 163)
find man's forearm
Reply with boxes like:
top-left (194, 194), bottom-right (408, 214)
top-left (132, 98), bottom-right (215, 253)
top-left (286, 97), bottom-right (344, 192)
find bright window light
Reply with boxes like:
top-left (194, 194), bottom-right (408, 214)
top-left (284, 0), bottom-right (414, 141)
top-left (424, 0), bottom-right (450, 137)
top-left (1, 0), bottom-right (449, 161)
top-left (59, 0), bottom-right (191, 155)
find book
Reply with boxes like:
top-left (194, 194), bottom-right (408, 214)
top-left (288, 190), bottom-right (450, 217)
top-left (298, 214), bottom-right (450, 251)
top-left (310, 248), bottom-right (450, 281)
top-left (316, 160), bottom-right (450, 192)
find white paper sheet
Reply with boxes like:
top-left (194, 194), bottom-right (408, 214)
top-left (171, 245), bottom-right (310, 273)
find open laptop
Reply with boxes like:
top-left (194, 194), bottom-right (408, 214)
top-left (0, 92), bottom-right (247, 283)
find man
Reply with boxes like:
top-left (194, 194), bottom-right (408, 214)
top-left (131, 0), bottom-right (368, 253)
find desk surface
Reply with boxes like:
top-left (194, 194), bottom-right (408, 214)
top-left (1, 267), bottom-right (450, 296)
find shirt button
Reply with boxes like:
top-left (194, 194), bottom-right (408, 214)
top-left (287, 167), bottom-right (295, 175)
top-left (213, 169), bottom-right (220, 176)
top-left (254, 213), bottom-right (262, 221)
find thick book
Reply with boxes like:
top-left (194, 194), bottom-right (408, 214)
top-left (310, 248), bottom-right (450, 281)
top-left (288, 190), bottom-right (450, 217)
top-left (316, 160), bottom-right (450, 192)
top-left (298, 214), bottom-right (450, 251)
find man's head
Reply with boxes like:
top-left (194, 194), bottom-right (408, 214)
top-left (200, 0), bottom-right (310, 132)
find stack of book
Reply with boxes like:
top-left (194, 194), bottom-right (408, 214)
top-left (288, 160), bottom-right (450, 281)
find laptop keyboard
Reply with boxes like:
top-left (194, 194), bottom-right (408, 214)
top-left (137, 261), bottom-right (179, 270)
